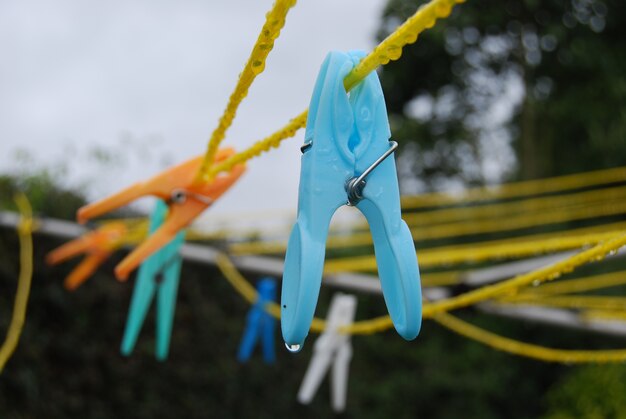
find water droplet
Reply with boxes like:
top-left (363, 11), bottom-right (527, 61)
top-left (285, 343), bottom-right (302, 353)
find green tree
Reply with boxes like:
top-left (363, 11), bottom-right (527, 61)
top-left (543, 364), bottom-right (626, 418)
top-left (380, 0), bottom-right (626, 190)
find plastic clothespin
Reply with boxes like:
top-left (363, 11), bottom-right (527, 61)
top-left (120, 199), bottom-right (185, 361)
top-left (237, 277), bottom-right (277, 364)
top-left (77, 147), bottom-right (246, 280)
top-left (297, 293), bottom-right (357, 413)
top-left (46, 222), bottom-right (127, 290)
top-left (281, 50), bottom-right (422, 350)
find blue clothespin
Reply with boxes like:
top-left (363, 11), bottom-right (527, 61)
top-left (281, 50), bottom-right (422, 351)
top-left (237, 278), bottom-right (277, 364)
top-left (120, 199), bottom-right (186, 361)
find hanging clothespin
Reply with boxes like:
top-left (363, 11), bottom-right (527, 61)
top-left (77, 147), bottom-right (246, 280)
top-left (46, 221), bottom-right (128, 290)
top-left (297, 293), bottom-right (357, 413)
top-left (120, 199), bottom-right (185, 361)
top-left (281, 50), bottom-right (422, 350)
top-left (237, 277), bottom-right (277, 364)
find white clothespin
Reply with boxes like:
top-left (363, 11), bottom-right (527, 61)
top-left (297, 293), bottom-right (357, 412)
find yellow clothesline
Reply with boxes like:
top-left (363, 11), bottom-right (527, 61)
top-left (0, 194), bottom-right (34, 372)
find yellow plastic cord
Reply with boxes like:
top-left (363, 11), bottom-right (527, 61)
top-left (401, 165), bottom-right (626, 209)
top-left (433, 311), bottom-right (626, 363)
top-left (323, 230), bottom-right (623, 273)
top-left (0, 194), bottom-right (34, 372)
top-left (420, 233), bottom-right (626, 317)
top-left (498, 296), bottom-right (626, 311)
top-left (421, 270), bottom-right (462, 287)
top-left (401, 184), bottom-right (626, 228)
top-left (205, 0), bottom-right (465, 179)
top-left (229, 199), bottom-right (626, 255)
top-left (196, 0), bottom-right (298, 182)
top-left (515, 270), bottom-right (626, 297)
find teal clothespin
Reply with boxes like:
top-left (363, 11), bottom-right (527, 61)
top-left (120, 199), bottom-right (186, 361)
top-left (281, 50), bottom-right (422, 351)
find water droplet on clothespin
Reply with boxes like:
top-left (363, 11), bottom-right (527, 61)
top-left (285, 343), bottom-right (302, 353)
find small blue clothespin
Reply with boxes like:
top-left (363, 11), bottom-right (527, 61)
top-left (120, 199), bottom-right (186, 361)
top-left (281, 50), bottom-right (422, 351)
top-left (237, 278), bottom-right (277, 364)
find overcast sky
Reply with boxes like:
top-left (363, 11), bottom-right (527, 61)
top-left (0, 0), bottom-right (387, 228)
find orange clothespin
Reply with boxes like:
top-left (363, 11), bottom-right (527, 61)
top-left (46, 222), bottom-right (128, 291)
top-left (77, 147), bottom-right (246, 280)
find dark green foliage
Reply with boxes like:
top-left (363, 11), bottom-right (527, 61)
top-left (544, 364), bottom-right (626, 418)
top-left (0, 171), bottom-right (86, 220)
top-left (381, 0), bottom-right (626, 187)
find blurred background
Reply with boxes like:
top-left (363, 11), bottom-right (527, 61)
top-left (1, 0), bottom-right (626, 417)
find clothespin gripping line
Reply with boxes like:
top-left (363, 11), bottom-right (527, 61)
top-left (345, 141), bottom-right (398, 206)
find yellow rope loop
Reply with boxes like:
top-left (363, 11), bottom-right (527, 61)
top-left (205, 0), bottom-right (465, 178)
top-left (196, 0), bottom-right (298, 183)
top-left (421, 232), bottom-right (626, 317)
top-left (433, 311), bottom-right (626, 363)
top-left (0, 194), bottom-right (34, 372)
top-left (339, 315), bottom-right (394, 335)
top-left (401, 165), bottom-right (626, 209)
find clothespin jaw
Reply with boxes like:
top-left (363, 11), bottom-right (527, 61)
top-left (237, 277), bottom-right (277, 364)
top-left (297, 293), bottom-right (357, 413)
top-left (46, 222), bottom-right (127, 290)
top-left (120, 200), bottom-right (186, 361)
top-left (76, 147), bottom-right (246, 280)
top-left (282, 50), bottom-right (422, 349)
